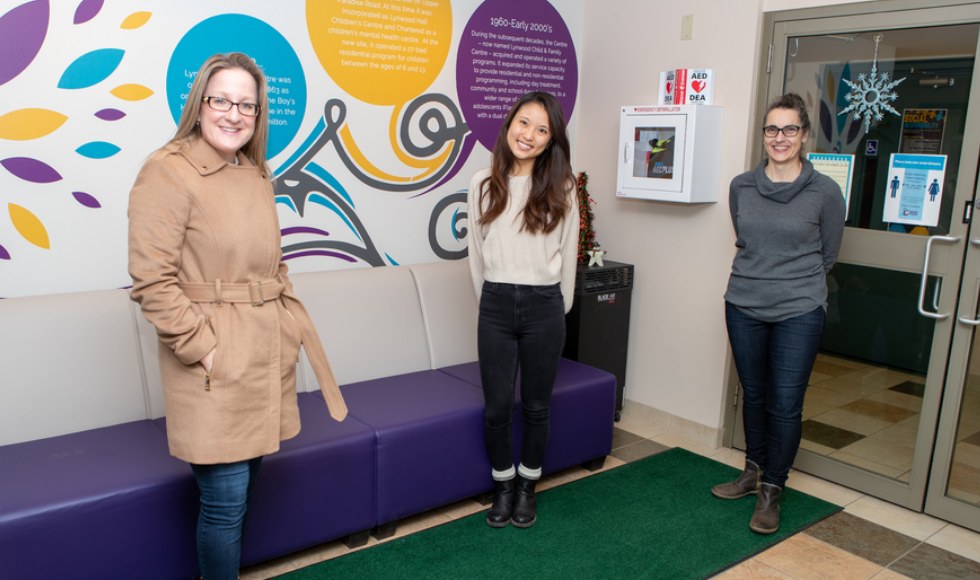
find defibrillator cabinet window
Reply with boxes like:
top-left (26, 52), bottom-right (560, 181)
top-left (632, 127), bottom-right (676, 180)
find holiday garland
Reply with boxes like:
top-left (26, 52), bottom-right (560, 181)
top-left (576, 171), bottom-right (598, 263)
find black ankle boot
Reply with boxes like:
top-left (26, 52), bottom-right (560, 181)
top-left (511, 475), bottom-right (538, 528)
top-left (486, 478), bottom-right (515, 528)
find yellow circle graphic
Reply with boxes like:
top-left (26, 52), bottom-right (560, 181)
top-left (308, 0), bottom-right (452, 106)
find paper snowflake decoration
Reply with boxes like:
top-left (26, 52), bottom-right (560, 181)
top-left (838, 36), bottom-right (906, 132)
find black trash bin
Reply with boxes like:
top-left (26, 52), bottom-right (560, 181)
top-left (563, 260), bottom-right (633, 421)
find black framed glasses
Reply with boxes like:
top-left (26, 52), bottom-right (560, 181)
top-left (763, 124), bottom-right (802, 138)
top-left (202, 96), bottom-right (260, 117)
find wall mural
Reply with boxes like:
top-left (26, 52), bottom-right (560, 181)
top-left (0, 0), bottom-right (581, 297)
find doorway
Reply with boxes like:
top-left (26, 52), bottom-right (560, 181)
top-left (731, 1), bottom-right (980, 533)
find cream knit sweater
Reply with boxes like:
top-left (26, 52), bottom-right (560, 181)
top-left (467, 168), bottom-right (580, 313)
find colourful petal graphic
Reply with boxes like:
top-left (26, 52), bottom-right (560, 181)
top-left (75, 141), bottom-right (120, 159)
top-left (9, 203), bottom-right (49, 249)
top-left (73, 0), bottom-right (103, 24)
top-left (0, 0), bottom-right (49, 86)
top-left (58, 48), bottom-right (124, 89)
top-left (1, 157), bottom-right (61, 183)
top-left (110, 84), bottom-right (153, 101)
top-left (0, 243), bottom-right (9, 260)
top-left (94, 108), bottom-right (125, 121)
top-left (0, 108), bottom-right (67, 140)
top-left (120, 11), bottom-right (151, 29)
top-left (72, 191), bottom-right (101, 208)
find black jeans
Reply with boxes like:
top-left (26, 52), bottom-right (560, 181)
top-left (478, 281), bottom-right (566, 474)
top-left (726, 302), bottom-right (825, 487)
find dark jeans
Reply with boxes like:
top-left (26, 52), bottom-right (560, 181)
top-left (725, 302), bottom-right (825, 487)
top-left (478, 281), bottom-right (566, 475)
top-left (190, 457), bottom-right (263, 580)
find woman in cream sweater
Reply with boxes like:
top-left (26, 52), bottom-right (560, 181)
top-left (468, 91), bottom-right (579, 529)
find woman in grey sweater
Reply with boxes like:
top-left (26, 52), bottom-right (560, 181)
top-left (711, 94), bottom-right (845, 534)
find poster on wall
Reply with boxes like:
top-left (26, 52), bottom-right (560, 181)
top-left (881, 153), bottom-right (947, 227)
top-left (899, 108), bottom-right (947, 154)
top-left (0, 0), bottom-right (583, 298)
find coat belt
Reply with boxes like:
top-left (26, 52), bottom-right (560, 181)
top-left (177, 278), bottom-right (349, 422)
top-left (178, 279), bottom-right (284, 306)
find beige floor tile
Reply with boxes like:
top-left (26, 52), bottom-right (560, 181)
top-left (952, 442), bottom-right (980, 469)
top-left (947, 486), bottom-right (980, 505)
top-left (375, 510), bottom-right (452, 544)
top-left (537, 470), bottom-right (575, 492)
top-left (925, 523), bottom-right (980, 563)
top-left (710, 447), bottom-right (747, 470)
top-left (845, 496), bottom-right (947, 540)
top-left (803, 400), bottom-right (835, 421)
top-left (805, 386), bottom-right (864, 408)
top-left (785, 469), bottom-right (864, 507)
top-left (865, 390), bottom-right (924, 413)
top-left (817, 354), bottom-right (869, 370)
top-left (812, 408), bottom-right (895, 436)
top-left (240, 556), bottom-right (298, 580)
top-left (755, 533), bottom-right (882, 580)
top-left (870, 570), bottom-right (915, 580)
top-left (651, 432), bottom-right (718, 457)
top-left (827, 451), bottom-right (906, 479)
top-left (711, 558), bottom-right (793, 579)
top-left (800, 438), bottom-right (836, 456)
top-left (897, 414), bottom-right (922, 430)
top-left (289, 539), bottom-right (352, 568)
top-left (836, 438), bottom-right (915, 471)
top-left (614, 415), bottom-right (668, 440)
top-left (442, 497), bottom-right (487, 520)
top-left (898, 470), bottom-right (912, 483)
top-left (810, 370), bottom-right (833, 385)
top-left (869, 425), bottom-right (918, 449)
top-left (950, 461), bottom-right (980, 496)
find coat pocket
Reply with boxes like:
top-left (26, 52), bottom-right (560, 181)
top-left (205, 316), bottom-right (221, 391)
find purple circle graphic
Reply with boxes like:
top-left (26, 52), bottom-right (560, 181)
top-left (455, 0), bottom-right (577, 152)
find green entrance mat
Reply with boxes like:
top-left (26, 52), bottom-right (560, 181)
top-left (277, 448), bottom-right (840, 580)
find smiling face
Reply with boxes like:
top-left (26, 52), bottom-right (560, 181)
top-left (506, 102), bottom-right (552, 176)
top-left (764, 107), bottom-right (808, 167)
top-left (197, 68), bottom-right (257, 164)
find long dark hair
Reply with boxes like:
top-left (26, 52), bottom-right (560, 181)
top-left (764, 93), bottom-right (811, 161)
top-left (168, 52), bottom-right (271, 176)
top-left (478, 91), bottom-right (574, 234)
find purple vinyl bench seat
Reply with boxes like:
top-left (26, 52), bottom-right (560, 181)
top-left (1, 261), bottom-right (618, 579)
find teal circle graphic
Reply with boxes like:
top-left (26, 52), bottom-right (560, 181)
top-left (166, 14), bottom-right (306, 159)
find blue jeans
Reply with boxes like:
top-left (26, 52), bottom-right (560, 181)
top-left (190, 457), bottom-right (263, 580)
top-left (478, 281), bottom-right (566, 474)
top-left (726, 302), bottom-right (825, 487)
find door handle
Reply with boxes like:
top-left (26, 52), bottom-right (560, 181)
top-left (624, 142), bottom-right (630, 164)
top-left (956, 239), bottom-right (980, 325)
top-left (918, 235), bottom-right (960, 319)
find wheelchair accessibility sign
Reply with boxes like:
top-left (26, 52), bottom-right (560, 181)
top-left (865, 140), bottom-right (878, 156)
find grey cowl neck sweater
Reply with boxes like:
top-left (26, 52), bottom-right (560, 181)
top-left (724, 159), bottom-right (846, 323)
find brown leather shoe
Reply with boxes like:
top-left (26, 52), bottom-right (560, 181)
top-left (711, 459), bottom-right (762, 499)
top-left (749, 482), bottom-right (781, 534)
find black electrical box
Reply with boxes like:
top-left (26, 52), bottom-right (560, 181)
top-left (563, 260), bottom-right (633, 419)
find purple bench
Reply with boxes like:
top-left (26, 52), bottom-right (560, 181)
top-left (0, 261), bottom-right (616, 578)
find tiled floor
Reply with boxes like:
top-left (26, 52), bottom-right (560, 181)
top-left (801, 353), bottom-right (980, 503)
top-left (239, 414), bottom-right (980, 580)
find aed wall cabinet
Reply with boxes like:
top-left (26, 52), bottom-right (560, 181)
top-left (616, 105), bottom-right (724, 203)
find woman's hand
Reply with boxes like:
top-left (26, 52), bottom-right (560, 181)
top-left (200, 348), bottom-right (216, 373)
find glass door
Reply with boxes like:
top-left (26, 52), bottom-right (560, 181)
top-left (733, 2), bottom-right (980, 532)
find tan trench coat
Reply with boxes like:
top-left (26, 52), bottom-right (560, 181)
top-left (128, 138), bottom-right (346, 465)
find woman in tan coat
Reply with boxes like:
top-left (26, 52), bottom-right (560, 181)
top-left (128, 53), bottom-right (346, 580)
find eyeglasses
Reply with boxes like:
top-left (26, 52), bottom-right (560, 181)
top-left (763, 124), bottom-right (802, 138)
top-left (203, 96), bottom-right (260, 117)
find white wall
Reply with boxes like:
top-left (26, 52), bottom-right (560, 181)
top-left (576, 0), bottom-right (877, 433)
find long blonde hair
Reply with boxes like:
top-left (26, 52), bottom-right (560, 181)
top-left (168, 52), bottom-right (271, 177)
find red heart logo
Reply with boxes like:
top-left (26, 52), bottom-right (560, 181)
top-left (666, 81), bottom-right (672, 93)
top-left (691, 80), bottom-right (706, 93)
